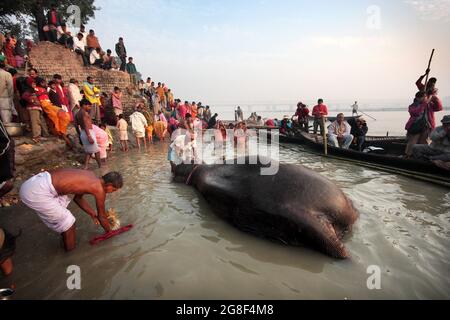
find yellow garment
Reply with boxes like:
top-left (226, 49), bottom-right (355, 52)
top-left (156, 87), bottom-right (165, 101)
top-left (83, 83), bottom-right (101, 105)
top-left (154, 121), bottom-right (167, 139)
top-left (40, 99), bottom-right (70, 135)
top-left (146, 125), bottom-right (154, 137)
top-left (105, 127), bottom-right (114, 144)
top-left (168, 92), bottom-right (174, 104)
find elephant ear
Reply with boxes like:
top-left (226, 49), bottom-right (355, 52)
top-left (301, 211), bottom-right (350, 259)
top-left (198, 172), bottom-right (246, 201)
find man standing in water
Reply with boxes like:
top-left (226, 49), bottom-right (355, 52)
top-left (75, 98), bottom-right (102, 169)
top-left (236, 106), bottom-right (244, 122)
top-left (20, 170), bottom-right (123, 251)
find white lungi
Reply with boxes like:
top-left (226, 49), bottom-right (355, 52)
top-left (20, 172), bottom-right (76, 234)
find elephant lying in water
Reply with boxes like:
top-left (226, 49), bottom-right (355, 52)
top-left (174, 158), bottom-right (359, 259)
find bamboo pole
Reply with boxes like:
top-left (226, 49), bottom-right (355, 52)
top-left (424, 49), bottom-right (435, 92)
top-left (322, 116), bottom-right (328, 155)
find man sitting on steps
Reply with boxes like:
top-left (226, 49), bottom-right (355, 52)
top-left (72, 33), bottom-right (89, 66)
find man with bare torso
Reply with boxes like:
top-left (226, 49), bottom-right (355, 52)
top-left (75, 98), bottom-right (102, 169)
top-left (20, 169), bottom-right (123, 251)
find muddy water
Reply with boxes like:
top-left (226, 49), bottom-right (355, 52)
top-left (0, 142), bottom-right (449, 300)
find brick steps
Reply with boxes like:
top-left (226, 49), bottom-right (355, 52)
top-left (28, 41), bottom-right (140, 113)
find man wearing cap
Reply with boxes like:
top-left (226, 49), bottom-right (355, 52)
top-left (348, 116), bottom-right (369, 151)
top-left (295, 102), bottom-right (310, 133)
top-left (412, 115), bottom-right (450, 164)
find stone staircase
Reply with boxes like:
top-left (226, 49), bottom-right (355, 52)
top-left (28, 42), bottom-right (141, 114)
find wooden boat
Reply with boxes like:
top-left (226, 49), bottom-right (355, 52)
top-left (279, 132), bottom-right (450, 187)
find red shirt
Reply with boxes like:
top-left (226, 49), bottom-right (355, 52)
top-left (51, 11), bottom-right (57, 25)
top-left (312, 104), bottom-right (328, 118)
top-left (265, 119), bottom-right (275, 127)
top-left (178, 104), bottom-right (187, 119)
top-left (405, 96), bottom-right (443, 131)
top-left (295, 107), bottom-right (310, 119)
top-left (36, 87), bottom-right (49, 101)
top-left (54, 84), bottom-right (68, 107)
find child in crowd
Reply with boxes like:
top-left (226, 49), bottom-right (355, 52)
top-left (117, 114), bottom-right (129, 152)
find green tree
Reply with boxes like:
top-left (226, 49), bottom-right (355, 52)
top-left (0, 0), bottom-right (99, 39)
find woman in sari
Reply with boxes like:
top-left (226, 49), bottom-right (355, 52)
top-left (154, 111), bottom-right (168, 142)
top-left (35, 79), bottom-right (72, 147)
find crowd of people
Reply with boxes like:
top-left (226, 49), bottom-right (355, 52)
top-left (0, 5), bottom-right (140, 80)
top-left (0, 33), bottom-right (32, 70)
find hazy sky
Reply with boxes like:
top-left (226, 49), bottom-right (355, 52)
top-left (88, 0), bottom-right (450, 104)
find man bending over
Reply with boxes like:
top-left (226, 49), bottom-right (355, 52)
top-left (20, 170), bottom-right (123, 252)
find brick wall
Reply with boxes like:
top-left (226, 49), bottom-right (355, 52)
top-left (29, 42), bottom-right (140, 114)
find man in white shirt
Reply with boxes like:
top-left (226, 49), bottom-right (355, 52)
top-left (89, 48), bottom-right (103, 67)
top-left (327, 113), bottom-right (354, 149)
top-left (67, 79), bottom-right (83, 116)
top-left (0, 62), bottom-right (14, 124)
top-left (144, 77), bottom-right (152, 96)
top-left (130, 105), bottom-right (148, 150)
top-left (79, 25), bottom-right (89, 49)
top-left (73, 33), bottom-right (89, 66)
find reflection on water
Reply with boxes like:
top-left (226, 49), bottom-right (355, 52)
top-left (1, 141), bottom-right (449, 300)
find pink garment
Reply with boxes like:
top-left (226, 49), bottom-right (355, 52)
top-left (159, 113), bottom-right (168, 123)
top-left (178, 104), bottom-right (187, 119)
top-left (112, 93), bottom-right (122, 111)
top-left (169, 117), bottom-right (179, 127)
top-left (405, 96), bottom-right (443, 131)
top-left (93, 125), bottom-right (109, 159)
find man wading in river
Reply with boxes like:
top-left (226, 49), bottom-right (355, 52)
top-left (75, 98), bottom-right (102, 169)
top-left (20, 170), bottom-right (123, 251)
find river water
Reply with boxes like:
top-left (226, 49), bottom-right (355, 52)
top-left (1, 134), bottom-right (449, 299)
